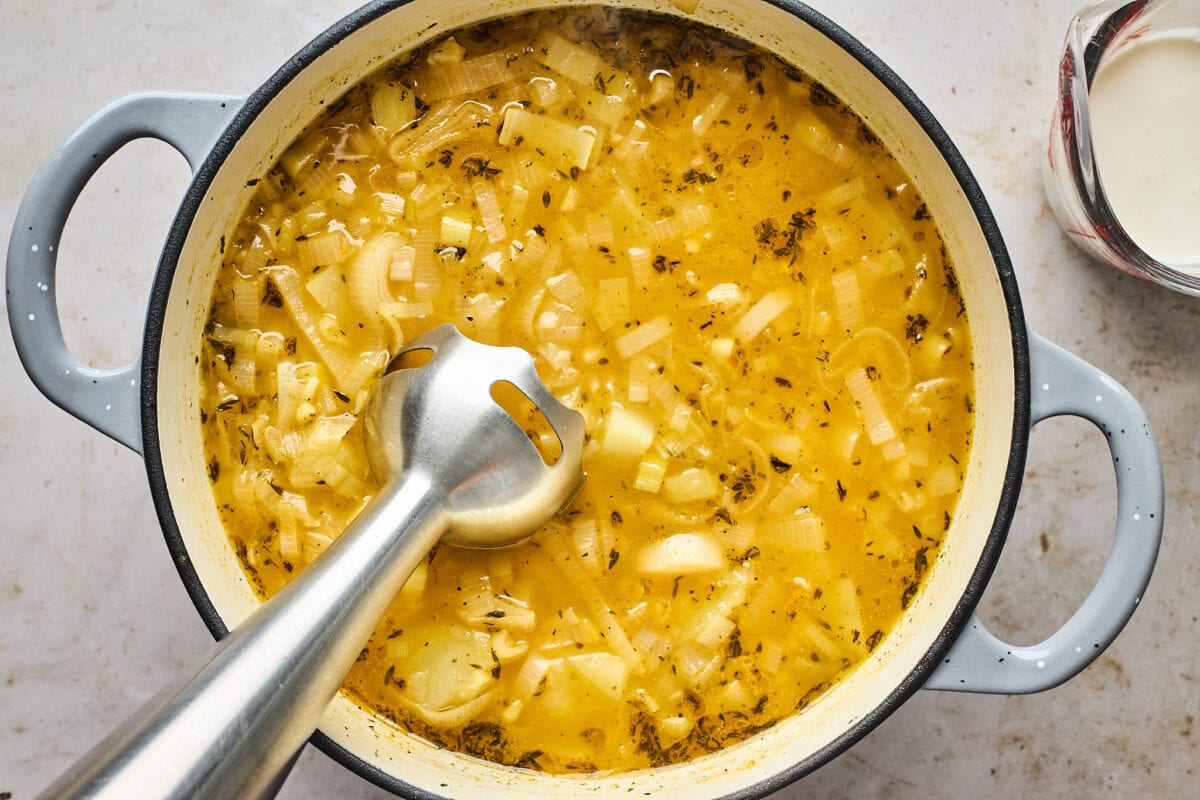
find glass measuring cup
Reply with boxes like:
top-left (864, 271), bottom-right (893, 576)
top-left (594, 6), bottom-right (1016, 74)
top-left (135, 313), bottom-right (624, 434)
top-left (1043, 0), bottom-right (1200, 294)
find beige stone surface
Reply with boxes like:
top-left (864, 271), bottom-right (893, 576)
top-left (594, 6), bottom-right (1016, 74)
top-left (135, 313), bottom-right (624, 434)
top-left (1, 1), bottom-right (1196, 798)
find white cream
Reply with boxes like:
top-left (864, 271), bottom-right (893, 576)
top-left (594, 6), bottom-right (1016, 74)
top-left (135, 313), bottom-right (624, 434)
top-left (1088, 33), bottom-right (1200, 270)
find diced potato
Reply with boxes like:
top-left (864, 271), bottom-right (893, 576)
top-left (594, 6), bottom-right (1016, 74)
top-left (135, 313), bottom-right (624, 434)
top-left (568, 652), bottom-right (629, 700)
top-left (601, 406), bottom-right (654, 456)
top-left (637, 533), bottom-right (725, 576)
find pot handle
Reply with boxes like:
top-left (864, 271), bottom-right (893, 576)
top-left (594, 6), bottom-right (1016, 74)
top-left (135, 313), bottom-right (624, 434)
top-left (6, 92), bottom-right (242, 454)
top-left (924, 332), bottom-right (1162, 694)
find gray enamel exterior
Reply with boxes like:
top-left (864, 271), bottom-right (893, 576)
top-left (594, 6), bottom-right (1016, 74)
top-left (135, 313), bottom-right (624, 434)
top-left (5, 92), bottom-right (242, 455)
top-left (925, 332), bottom-right (1164, 693)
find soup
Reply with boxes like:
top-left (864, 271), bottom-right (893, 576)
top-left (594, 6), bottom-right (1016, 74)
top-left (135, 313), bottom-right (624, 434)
top-left (199, 6), bottom-right (973, 774)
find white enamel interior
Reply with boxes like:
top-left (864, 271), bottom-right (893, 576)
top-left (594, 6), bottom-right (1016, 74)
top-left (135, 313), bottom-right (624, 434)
top-left (154, 0), bottom-right (1019, 796)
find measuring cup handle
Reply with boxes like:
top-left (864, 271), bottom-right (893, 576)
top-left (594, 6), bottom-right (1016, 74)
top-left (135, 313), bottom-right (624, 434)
top-left (6, 92), bottom-right (242, 453)
top-left (924, 332), bottom-right (1163, 693)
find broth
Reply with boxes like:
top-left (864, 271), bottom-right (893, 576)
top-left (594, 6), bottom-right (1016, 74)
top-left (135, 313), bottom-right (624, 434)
top-left (199, 6), bottom-right (973, 774)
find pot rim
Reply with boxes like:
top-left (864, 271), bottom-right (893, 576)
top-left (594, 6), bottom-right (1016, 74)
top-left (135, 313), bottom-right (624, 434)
top-left (139, 1), bottom-right (1030, 796)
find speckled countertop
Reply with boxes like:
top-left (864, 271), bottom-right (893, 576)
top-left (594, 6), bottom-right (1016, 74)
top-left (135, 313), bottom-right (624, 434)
top-left (2, 1), bottom-right (1197, 797)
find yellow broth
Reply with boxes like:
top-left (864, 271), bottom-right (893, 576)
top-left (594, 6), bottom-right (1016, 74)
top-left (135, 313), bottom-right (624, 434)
top-left (199, 6), bottom-right (973, 774)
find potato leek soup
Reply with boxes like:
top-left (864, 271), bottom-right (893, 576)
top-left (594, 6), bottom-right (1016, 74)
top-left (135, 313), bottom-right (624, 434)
top-left (199, 7), bottom-right (973, 774)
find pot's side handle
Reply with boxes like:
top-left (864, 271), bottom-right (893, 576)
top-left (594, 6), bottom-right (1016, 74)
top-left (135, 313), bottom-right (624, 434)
top-left (924, 332), bottom-right (1163, 694)
top-left (6, 92), bottom-right (243, 454)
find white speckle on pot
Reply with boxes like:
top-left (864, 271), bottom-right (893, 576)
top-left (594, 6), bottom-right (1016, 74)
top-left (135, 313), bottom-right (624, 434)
top-left (105, 404), bottom-right (112, 411)
top-left (1095, 395), bottom-right (1103, 402)
top-left (1042, 382), bottom-right (1050, 390)
top-left (1134, 513), bottom-right (1141, 521)
top-left (27, 313), bottom-right (35, 321)
top-left (1135, 596), bottom-right (1141, 605)
top-left (31, 243), bottom-right (39, 252)
top-left (130, 379), bottom-right (136, 386)
top-left (1037, 659), bottom-right (1046, 668)
top-left (1075, 646), bottom-right (1083, 652)
top-left (40, 283), bottom-right (48, 291)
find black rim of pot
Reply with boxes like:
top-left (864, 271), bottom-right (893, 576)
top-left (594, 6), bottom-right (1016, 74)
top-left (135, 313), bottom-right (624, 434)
top-left (140, 1), bottom-right (1030, 797)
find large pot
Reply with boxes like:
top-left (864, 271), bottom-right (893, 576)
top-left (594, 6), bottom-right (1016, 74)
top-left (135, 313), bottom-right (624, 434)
top-left (6, 1), bottom-right (1164, 797)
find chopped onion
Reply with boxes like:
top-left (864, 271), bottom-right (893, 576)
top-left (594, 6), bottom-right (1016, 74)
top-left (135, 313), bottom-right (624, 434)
top-left (650, 203), bottom-right (712, 241)
top-left (632, 627), bottom-right (672, 662)
top-left (830, 577), bottom-right (865, 647)
top-left (411, 225), bottom-right (440, 300)
top-left (769, 513), bottom-right (826, 551)
top-left (545, 537), bottom-right (640, 668)
top-left (765, 473), bottom-right (816, 515)
top-left (614, 316), bottom-right (671, 358)
top-left (662, 467), bottom-right (719, 503)
top-left (673, 642), bottom-right (720, 686)
top-left (585, 212), bottom-right (615, 247)
top-left (633, 451), bottom-right (669, 493)
top-left (538, 34), bottom-right (632, 98)
top-left (611, 119), bottom-right (649, 162)
top-left (825, 327), bottom-right (912, 392)
top-left (375, 191), bottom-right (407, 216)
top-left (831, 269), bottom-right (864, 332)
top-left (506, 183), bottom-right (530, 231)
top-left (380, 300), bottom-right (433, 319)
top-left (514, 657), bottom-right (553, 697)
top-left (473, 181), bottom-right (506, 243)
top-left (716, 521), bottom-right (756, 552)
top-left (546, 269), bottom-right (588, 310)
top-left (759, 640), bottom-right (785, 674)
top-left (491, 629), bottom-right (529, 662)
top-left (691, 90), bottom-right (730, 136)
top-left (844, 367), bottom-right (898, 447)
top-left (280, 129), bottom-right (330, 180)
top-left (231, 272), bottom-right (263, 329)
top-left (594, 276), bottom-right (631, 332)
top-left (298, 230), bottom-right (353, 272)
top-left (928, 462), bottom-right (959, 497)
top-left (628, 246), bottom-right (653, 285)
top-left (396, 690), bottom-right (493, 729)
top-left (731, 287), bottom-right (793, 344)
top-left (440, 209), bottom-right (475, 249)
top-left (388, 100), bottom-right (491, 164)
top-left (306, 413), bottom-right (356, 455)
top-left (817, 176), bottom-right (868, 211)
top-left (801, 618), bottom-right (843, 661)
top-left (572, 518), bottom-right (601, 576)
top-left (410, 50), bottom-right (520, 102)
top-left (267, 265), bottom-right (349, 379)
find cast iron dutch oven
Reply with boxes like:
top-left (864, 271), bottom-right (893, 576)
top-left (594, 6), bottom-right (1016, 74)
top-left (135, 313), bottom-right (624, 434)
top-left (6, 1), bottom-right (1164, 797)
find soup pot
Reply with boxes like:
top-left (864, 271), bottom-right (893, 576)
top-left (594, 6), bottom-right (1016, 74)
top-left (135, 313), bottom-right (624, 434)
top-left (6, 1), bottom-right (1164, 797)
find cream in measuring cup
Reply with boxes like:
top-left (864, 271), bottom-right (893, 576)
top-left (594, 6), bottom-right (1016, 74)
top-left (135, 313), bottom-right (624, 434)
top-left (1088, 32), bottom-right (1200, 268)
top-left (1043, 0), bottom-right (1200, 295)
